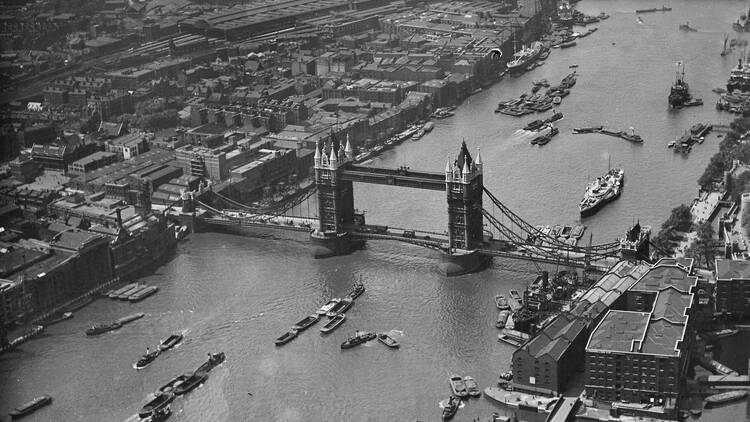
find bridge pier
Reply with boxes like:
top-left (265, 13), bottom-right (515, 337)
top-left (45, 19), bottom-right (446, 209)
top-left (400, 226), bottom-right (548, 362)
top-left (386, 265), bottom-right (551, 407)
top-left (438, 250), bottom-right (491, 276)
top-left (310, 230), bottom-right (363, 258)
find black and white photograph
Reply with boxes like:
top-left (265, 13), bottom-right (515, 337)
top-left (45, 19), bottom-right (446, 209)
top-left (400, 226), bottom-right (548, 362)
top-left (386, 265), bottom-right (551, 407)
top-left (1, 0), bottom-right (750, 420)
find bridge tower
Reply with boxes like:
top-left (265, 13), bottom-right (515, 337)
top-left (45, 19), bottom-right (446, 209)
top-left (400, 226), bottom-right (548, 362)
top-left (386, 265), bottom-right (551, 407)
top-left (310, 135), bottom-right (358, 257)
top-left (439, 142), bottom-right (489, 276)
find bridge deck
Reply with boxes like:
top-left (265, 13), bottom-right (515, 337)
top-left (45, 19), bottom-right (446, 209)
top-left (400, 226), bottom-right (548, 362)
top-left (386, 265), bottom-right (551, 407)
top-left (341, 165), bottom-right (446, 191)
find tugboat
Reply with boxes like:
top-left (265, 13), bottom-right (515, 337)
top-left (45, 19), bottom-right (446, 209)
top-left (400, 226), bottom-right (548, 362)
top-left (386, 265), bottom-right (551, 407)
top-left (159, 333), bottom-right (183, 351)
top-left (8, 395), bottom-right (52, 420)
top-left (340, 331), bottom-right (376, 349)
top-left (579, 167), bottom-right (624, 217)
top-left (441, 395), bottom-right (461, 421)
top-left (669, 62), bottom-right (692, 108)
top-left (274, 328), bottom-right (298, 346)
top-left (197, 352), bottom-right (225, 373)
top-left (134, 347), bottom-right (161, 370)
top-left (346, 281), bottom-right (366, 299)
top-left (448, 374), bottom-right (469, 398)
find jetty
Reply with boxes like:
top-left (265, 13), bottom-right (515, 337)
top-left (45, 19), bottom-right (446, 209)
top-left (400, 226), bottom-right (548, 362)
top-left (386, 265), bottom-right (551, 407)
top-left (572, 126), bottom-right (644, 143)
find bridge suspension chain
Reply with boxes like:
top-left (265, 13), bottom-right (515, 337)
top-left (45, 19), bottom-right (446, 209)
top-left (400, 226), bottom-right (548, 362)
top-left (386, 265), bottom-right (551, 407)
top-left (482, 187), bottom-right (621, 255)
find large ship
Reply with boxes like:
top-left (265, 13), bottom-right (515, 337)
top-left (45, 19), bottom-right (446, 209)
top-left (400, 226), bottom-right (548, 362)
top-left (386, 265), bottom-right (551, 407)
top-left (727, 58), bottom-right (750, 92)
top-left (556, 0), bottom-right (574, 26)
top-left (579, 168), bottom-right (624, 217)
top-left (668, 62), bottom-right (692, 108)
top-left (734, 1), bottom-right (750, 32)
top-left (506, 41), bottom-right (544, 73)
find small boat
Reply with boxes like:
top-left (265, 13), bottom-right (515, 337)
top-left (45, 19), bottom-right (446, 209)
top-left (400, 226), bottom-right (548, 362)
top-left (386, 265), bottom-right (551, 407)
top-left (498, 370), bottom-right (513, 381)
top-left (138, 392), bottom-right (175, 418)
top-left (326, 297), bottom-right (353, 317)
top-left (377, 332), bottom-right (400, 348)
top-left (705, 390), bottom-right (747, 406)
top-left (495, 294), bottom-right (510, 310)
top-left (449, 374), bottom-right (469, 398)
top-left (560, 41), bottom-right (577, 48)
top-left (441, 395), bottom-right (461, 421)
top-left (292, 314), bottom-right (321, 331)
top-left (129, 285), bottom-right (159, 302)
top-left (173, 372), bottom-right (208, 395)
top-left (9, 395), bottom-right (52, 420)
top-left (134, 348), bottom-right (161, 370)
top-left (703, 328), bottom-right (739, 341)
top-left (275, 328), bottom-right (298, 346)
top-left (320, 313), bottom-right (346, 334)
top-left (496, 310), bottom-right (511, 328)
top-left (196, 352), bottom-right (226, 374)
top-left (159, 333), bottom-right (184, 351)
top-left (142, 406), bottom-right (172, 422)
top-left (317, 298), bottom-right (341, 315)
top-left (546, 111), bottom-right (563, 122)
top-left (524, 119), bottom-right (546, 131)
top-left (116, 312), bottom-right (145, 325)
top-left (108, 283), bottom-right (138, 299)
top-left (157, 374), bottom-right (190, 394)
top-left (85, 321), bottom-right (122, 336)
top-left (116, 283), bottom-right (146, 300)
top-left (572, 125), bottom-right (602, 134)
top-left (346, 282), bottom-right (366, 299)
top-left (463, 376), bottom-right (481, 397)
top-left (679, 22), bottom-right (697, 32)
top-left (340, 331), bottom-right (377, 349)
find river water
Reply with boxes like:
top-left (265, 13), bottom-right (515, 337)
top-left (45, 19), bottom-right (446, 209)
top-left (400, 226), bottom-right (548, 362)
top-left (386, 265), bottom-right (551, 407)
top-left (2, 1), bottom-right (749, 421)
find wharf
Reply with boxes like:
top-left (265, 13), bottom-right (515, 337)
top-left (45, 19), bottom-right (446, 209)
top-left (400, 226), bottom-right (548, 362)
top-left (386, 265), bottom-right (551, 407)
top-left (0, 325), bottom-right (43, 354)
top-left (545, 397), bottom-right (579, 422)
top-left (484, 387), bottom-right (557, 413)
top-left (576, 406), bottom-right (665, 422)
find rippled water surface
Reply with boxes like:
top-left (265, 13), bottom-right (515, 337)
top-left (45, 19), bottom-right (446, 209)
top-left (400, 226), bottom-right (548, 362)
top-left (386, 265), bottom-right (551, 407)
top-left (2, 0), bottom-right (750, 420)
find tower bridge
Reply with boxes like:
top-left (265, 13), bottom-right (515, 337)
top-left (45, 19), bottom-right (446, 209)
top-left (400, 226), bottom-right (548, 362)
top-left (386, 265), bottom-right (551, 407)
top-left (190, 138), bottom-right (648, 276)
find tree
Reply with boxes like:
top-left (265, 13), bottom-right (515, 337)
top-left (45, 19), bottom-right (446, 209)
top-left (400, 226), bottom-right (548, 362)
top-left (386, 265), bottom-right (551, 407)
top-left (693, 222), bottom-right (716, 269)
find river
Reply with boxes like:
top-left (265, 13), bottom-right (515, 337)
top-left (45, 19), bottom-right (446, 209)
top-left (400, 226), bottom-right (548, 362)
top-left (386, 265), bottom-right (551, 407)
top-left (1, 1), bottom-right (749, 421)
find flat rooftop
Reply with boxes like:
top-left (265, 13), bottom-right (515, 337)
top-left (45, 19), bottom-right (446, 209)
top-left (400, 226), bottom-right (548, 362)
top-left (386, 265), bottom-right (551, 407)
top-left (631, 265), bottom-right (696, 293)
top-left (715, 258), bottom-right (750, 280)
top-left (587, 310), bottom-right (650, 354)
top-left (587, 261), bottom-right (697, 358)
